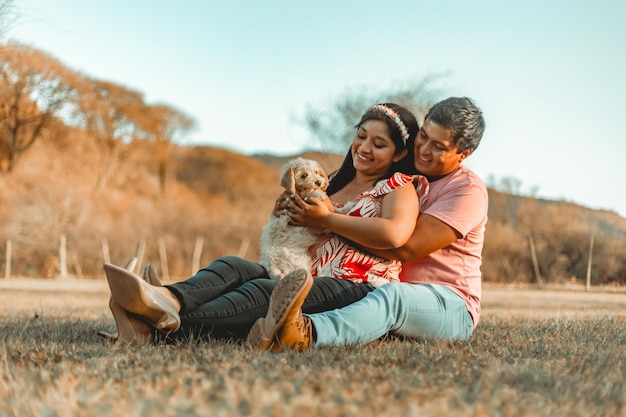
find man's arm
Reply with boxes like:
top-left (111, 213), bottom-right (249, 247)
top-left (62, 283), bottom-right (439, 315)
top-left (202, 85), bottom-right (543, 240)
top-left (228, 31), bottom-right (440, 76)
top-left (364, 213), bottom-right (460, 262)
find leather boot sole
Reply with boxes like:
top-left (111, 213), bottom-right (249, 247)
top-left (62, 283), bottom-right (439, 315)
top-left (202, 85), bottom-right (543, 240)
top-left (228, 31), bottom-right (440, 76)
top-left (247, 268), bottom-right (312, 351)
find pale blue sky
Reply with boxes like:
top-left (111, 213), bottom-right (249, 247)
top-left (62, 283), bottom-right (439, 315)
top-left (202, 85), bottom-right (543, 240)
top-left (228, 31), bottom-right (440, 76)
top-left (10, 0), bottom-right (626, 217)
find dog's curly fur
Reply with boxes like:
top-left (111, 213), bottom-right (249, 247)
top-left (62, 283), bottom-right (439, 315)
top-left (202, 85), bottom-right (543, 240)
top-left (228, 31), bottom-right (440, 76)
top-left (260, 157), bottom-right (329, 280)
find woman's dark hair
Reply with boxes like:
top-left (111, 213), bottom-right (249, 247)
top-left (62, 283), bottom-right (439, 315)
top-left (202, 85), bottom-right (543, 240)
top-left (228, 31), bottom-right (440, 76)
top-left (327, 103), bottom-right (419, 196)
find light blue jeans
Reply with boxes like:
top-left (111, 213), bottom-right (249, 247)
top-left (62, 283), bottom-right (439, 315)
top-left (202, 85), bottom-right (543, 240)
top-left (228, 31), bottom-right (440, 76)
top-left (309, 282), bottom-right (474, 345)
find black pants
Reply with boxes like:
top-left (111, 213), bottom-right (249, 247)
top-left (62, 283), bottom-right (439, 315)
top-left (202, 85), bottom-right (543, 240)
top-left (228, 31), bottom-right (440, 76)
top-left (163, 255), bottom-right (374, 341)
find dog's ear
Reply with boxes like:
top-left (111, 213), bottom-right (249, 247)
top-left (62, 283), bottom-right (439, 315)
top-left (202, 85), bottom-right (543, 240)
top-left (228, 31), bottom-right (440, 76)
top-left (280, 162), bottom-right (297, 194)
top-left (320, 171), bottom-right (329, 191)
top-left (287, 167), bottom-right (296, 194)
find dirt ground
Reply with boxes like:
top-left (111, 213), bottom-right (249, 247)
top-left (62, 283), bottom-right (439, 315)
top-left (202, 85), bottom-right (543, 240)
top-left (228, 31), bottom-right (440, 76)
top-left (1, 278), bottom-right (625, 320)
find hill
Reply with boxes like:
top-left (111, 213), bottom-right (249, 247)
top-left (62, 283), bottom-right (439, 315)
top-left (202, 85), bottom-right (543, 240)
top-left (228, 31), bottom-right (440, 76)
top-left (0, 131), bottom-right (624, 284)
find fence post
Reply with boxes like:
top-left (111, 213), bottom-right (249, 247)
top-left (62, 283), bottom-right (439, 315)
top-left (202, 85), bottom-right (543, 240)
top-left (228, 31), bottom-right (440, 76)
top-left (158, 236), bottom-right (170, 282)
top-left (586, 235), bottom-right (594, 291)
top-left (71, 252), bottom-right (83, 278)
top-left (4, 239), bottom-right (11, 279)
top-left (136, 240), bottom-right (146, 274)
top-left (60, 234), bottom-right (68, 279)
top-left (192, 236), bottom-right (204, 275)
top-left (102, 239), bottom-right (111, 265)
top-left (528, 236), bottom-right (543, 288)
top-left (237, 237), bottom-right (250, 258)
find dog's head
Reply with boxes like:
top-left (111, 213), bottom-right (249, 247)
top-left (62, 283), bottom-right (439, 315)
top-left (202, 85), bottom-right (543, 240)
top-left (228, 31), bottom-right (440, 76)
top-left (279, 157), bottom-right (329, 200)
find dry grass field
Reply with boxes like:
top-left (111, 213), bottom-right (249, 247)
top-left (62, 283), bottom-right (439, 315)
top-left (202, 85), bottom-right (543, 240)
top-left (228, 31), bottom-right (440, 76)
top-left (1, 278), bottom-right (625, 417)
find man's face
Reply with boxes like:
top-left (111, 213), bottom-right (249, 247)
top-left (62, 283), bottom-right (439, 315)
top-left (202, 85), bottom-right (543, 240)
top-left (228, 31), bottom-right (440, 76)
top-left (413, 119), bottom-right (472, 176)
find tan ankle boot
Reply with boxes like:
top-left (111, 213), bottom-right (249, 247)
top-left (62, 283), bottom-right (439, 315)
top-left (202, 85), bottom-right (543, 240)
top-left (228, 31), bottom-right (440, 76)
top-left (275, 310), bottom-right (312, 352)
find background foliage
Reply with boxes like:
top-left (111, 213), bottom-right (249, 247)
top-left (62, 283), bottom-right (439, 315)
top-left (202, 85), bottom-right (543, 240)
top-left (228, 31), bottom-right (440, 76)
top-left (0, 16), bottom-right (624, 284)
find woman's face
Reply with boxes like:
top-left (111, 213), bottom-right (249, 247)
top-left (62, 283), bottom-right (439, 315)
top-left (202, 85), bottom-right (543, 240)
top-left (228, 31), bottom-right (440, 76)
top-left (351, 120), bottom-right (407, 176)
top-left (413, 119), bottom-right (472, 176)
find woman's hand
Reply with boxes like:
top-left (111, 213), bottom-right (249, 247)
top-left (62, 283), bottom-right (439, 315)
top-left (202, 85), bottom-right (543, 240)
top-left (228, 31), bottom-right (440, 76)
top-left (272, 191), bottom-right (292, 217)
top-left (286, 194), bottom-right (332, 228)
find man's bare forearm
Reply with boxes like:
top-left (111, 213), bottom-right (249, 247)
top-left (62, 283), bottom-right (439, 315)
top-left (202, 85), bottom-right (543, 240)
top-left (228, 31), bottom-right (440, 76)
top-left (344, 238), bottom-right (402, 261)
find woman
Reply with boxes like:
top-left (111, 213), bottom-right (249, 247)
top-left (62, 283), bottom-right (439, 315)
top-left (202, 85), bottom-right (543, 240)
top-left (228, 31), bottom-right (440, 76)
top-left (102, 103), bottom-right (427, 344)
top-left (248, 97), bottom-right (488, 351)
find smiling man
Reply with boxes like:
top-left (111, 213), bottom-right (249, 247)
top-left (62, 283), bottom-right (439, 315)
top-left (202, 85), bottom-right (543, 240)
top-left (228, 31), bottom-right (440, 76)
top-left (249, 97), bottom-right (488, 351)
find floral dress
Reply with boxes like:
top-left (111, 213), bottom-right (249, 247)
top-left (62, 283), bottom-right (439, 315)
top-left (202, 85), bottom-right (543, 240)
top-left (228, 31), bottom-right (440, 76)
top-left (309, 172), bottom-right (429, 288)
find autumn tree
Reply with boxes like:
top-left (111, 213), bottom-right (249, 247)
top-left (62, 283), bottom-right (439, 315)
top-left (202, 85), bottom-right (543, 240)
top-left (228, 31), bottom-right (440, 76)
top-left (300, 73), bottom-right (447, 153)
top-left (137, 103), bottom-right (195, 193)
top-left (75, 78), bottom-right (149, 191)
top-left (0, 42), bottom-right (80, 172)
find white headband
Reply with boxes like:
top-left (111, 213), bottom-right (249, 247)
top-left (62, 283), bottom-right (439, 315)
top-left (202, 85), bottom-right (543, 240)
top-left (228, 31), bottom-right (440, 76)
top-left (370, 104), bottom-right (410, 145)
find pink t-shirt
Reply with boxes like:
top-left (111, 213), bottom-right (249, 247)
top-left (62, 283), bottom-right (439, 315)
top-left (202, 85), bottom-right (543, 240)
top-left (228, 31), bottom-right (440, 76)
top-left (399, 165), bottom-right (488, 326)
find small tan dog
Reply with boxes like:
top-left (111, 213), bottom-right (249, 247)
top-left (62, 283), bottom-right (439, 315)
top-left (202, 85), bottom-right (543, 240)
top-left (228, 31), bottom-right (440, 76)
top-left (260, 157), bottom-right (329, 280)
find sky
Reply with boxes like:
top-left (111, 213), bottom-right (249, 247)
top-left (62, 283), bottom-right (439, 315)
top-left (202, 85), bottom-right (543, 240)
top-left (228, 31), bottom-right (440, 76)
top-left (8, 0), bottom-right (626, 218)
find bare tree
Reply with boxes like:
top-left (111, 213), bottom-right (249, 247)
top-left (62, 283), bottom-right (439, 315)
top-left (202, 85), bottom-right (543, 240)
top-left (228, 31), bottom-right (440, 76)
top-left (137, 103), bottom-right (195, 193)
top-left (299, 73), bottom-right (448, 153)
top-left (75, 78), bottom-right (148, 191)
top-left (0, 42), bottom-right (80, 172)
top-left (0, 0), bottom-right (16, 42)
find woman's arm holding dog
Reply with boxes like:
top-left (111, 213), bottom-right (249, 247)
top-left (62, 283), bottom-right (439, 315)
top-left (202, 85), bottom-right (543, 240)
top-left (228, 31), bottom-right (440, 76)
top-left (287, 183), bottom-right (418, 250)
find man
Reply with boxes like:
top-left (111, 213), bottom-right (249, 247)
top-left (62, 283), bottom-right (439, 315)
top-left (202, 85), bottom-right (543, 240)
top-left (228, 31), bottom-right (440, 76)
top-left (248, 97), bottom-right (487, 351)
